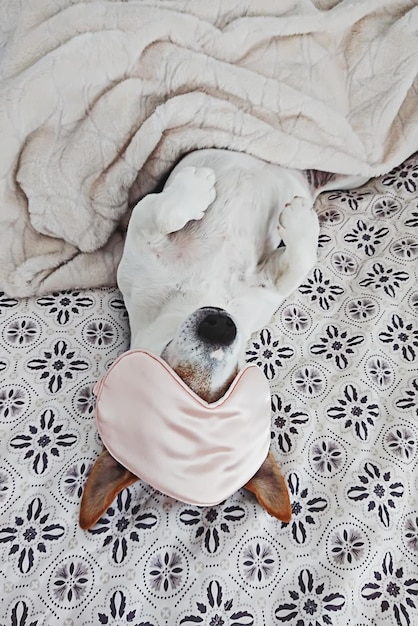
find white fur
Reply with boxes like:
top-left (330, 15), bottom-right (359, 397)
top-left (117, 149), bottom-right (320, 365)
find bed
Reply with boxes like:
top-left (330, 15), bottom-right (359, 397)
top-left (1, 2), bottom-right (418, 625)
top-left (1, 154), bottom-right (417, 626)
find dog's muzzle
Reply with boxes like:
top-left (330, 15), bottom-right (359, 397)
top-left (197, 308), bottom-right (237, 346)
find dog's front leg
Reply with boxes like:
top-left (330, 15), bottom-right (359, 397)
top-left (117, 165), bottom-right (217, 343)
top-left (126, 166), bottom-right (216, 247)
top-left (262, 195), bottom-right (320, 297)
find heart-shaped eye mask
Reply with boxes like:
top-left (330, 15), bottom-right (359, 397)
top-left (94, 350), bottom-right (271, 506)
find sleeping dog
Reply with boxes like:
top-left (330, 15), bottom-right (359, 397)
top-left (79, 149), bottom-right (366, 530)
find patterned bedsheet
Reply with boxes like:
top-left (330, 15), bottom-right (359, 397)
top-left (1, 154), bottom-right (418, 626)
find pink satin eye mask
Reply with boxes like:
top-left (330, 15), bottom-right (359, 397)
top-left (94, 350), bottom-right (271, 506)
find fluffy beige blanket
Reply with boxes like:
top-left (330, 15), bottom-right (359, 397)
top-left (0, 0), bottom-right (417, 297)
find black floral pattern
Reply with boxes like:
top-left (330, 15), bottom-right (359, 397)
top-left (404, 207), bottom-right (418, 228)
top-left (299, 268), bottom-right (344, 310)
top-left (10, 408), bottom-right (78, 475)
top-left (410, 292), bottom-right (418, 311)
top-left (52, 560), bottom-right (90, 604)
top-left (327, 384), bottom-right (379, 441)
top-left (395, 378), bottom-right (418, 416)
top-left (270, 394), bottom-right (309, 454)
top-left (148, 550), bottom-right (184, 593)
top-left (384, 427), bottom-right (416, 462)
top-left (359, 262), bottom-right (409, 298)
top-left (61, 462), bottom-right (91, 500)
top-left (372, 196), bottom-right (402, 218)
top-left (326, 188), bottom-right (369, 210)
top-left (0, 497), bottom-right (65, 574)
top-left (331, 252), bottom-right (358, 275)
top-left (379, 314), bottom-right (418, 362)
top-left (346, 296), bottom-right (379, 321)
top-left (404, 515), bottom-right (418, 554)
top-left (240, 541), bottom-right (277, 584)
top-left (180, 580), bottom-right (254, 625)
top-left (344, 220), bottom-right (389, 256)
top-left (361, 552), bottom-right (418, 626)
top-left (366, 356), bottom-right (394, 388)
top-left (0, 386), bottom-right (28, 420)
top-left (88, 490), bottom-right (158, 563)
top-left (317, 233), bottom-right (331, 249)
top-left (73, 384), bottom-right (96, 416)
top-left (6, 600), bottom-right (40, 626)
top-left (83, 320), bottom-right (116, 347)
top-left (109, 296), bottom-right (129, 319)
top-left (390, 237), bottom-right (418, 260)
top-left (275, 569), bottom-right (345, 624)
top-left (281, 305), bottom-right (311, 333)
top-left (3, 318), bottom-right (40, 346)
top-left (292, 365), bottom-right (326, 397)
top-left (0, 291), bottom-right (18, 314)
top-left (382, 156), bottom-right (418, 193)
top-left (246, 328), bottom-right (294, 379)
top-left (310, 440), bottom-right (344, 475)
top-left (27, 340), bottom-right (89, 393)
top-left (0, 468), bottom-right (11, 505)
top-left (98, 590), bottom-right (155, 625)
top-left (36, 291), bottom-right (94, 325)
top-left (282, 473), bottom-right (328, 544)
top-left (318, 207), bottom-right (343, 225)
top-left (179, 503), bottom-right (246, 554)
top-left (310, 324), bottom-right (364, 369)
top-left (329, 526), bottom-right (367, 567)
top-left (347, 462), bottom-right (404, 528)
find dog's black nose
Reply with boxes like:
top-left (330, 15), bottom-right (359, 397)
top-left (197, 311), bottom-right (237, 346)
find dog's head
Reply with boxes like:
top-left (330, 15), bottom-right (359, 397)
top-left (79, 307), bottom-right (291, 529)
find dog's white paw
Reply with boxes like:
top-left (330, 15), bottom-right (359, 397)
top-left (278, 196), bottom-right (319, 244)
top-left (164, 166), bottom-right (216, 231)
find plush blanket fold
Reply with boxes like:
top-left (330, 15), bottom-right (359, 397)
top-left (0, 0), bottom-right (417, 296)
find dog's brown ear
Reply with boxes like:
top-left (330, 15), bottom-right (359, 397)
top-left (244, 451), bottom-right (292, 523)
top-left (79, 450), bottom-right (138, 530)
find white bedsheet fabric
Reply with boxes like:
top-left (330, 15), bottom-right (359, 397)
top-left (0, 0), bottom-right (417, 297)
top-left (0, 154), bottom-right (418, 625)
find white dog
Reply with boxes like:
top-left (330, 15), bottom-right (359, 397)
top-left (79, 149), bottom-right (366, 530)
